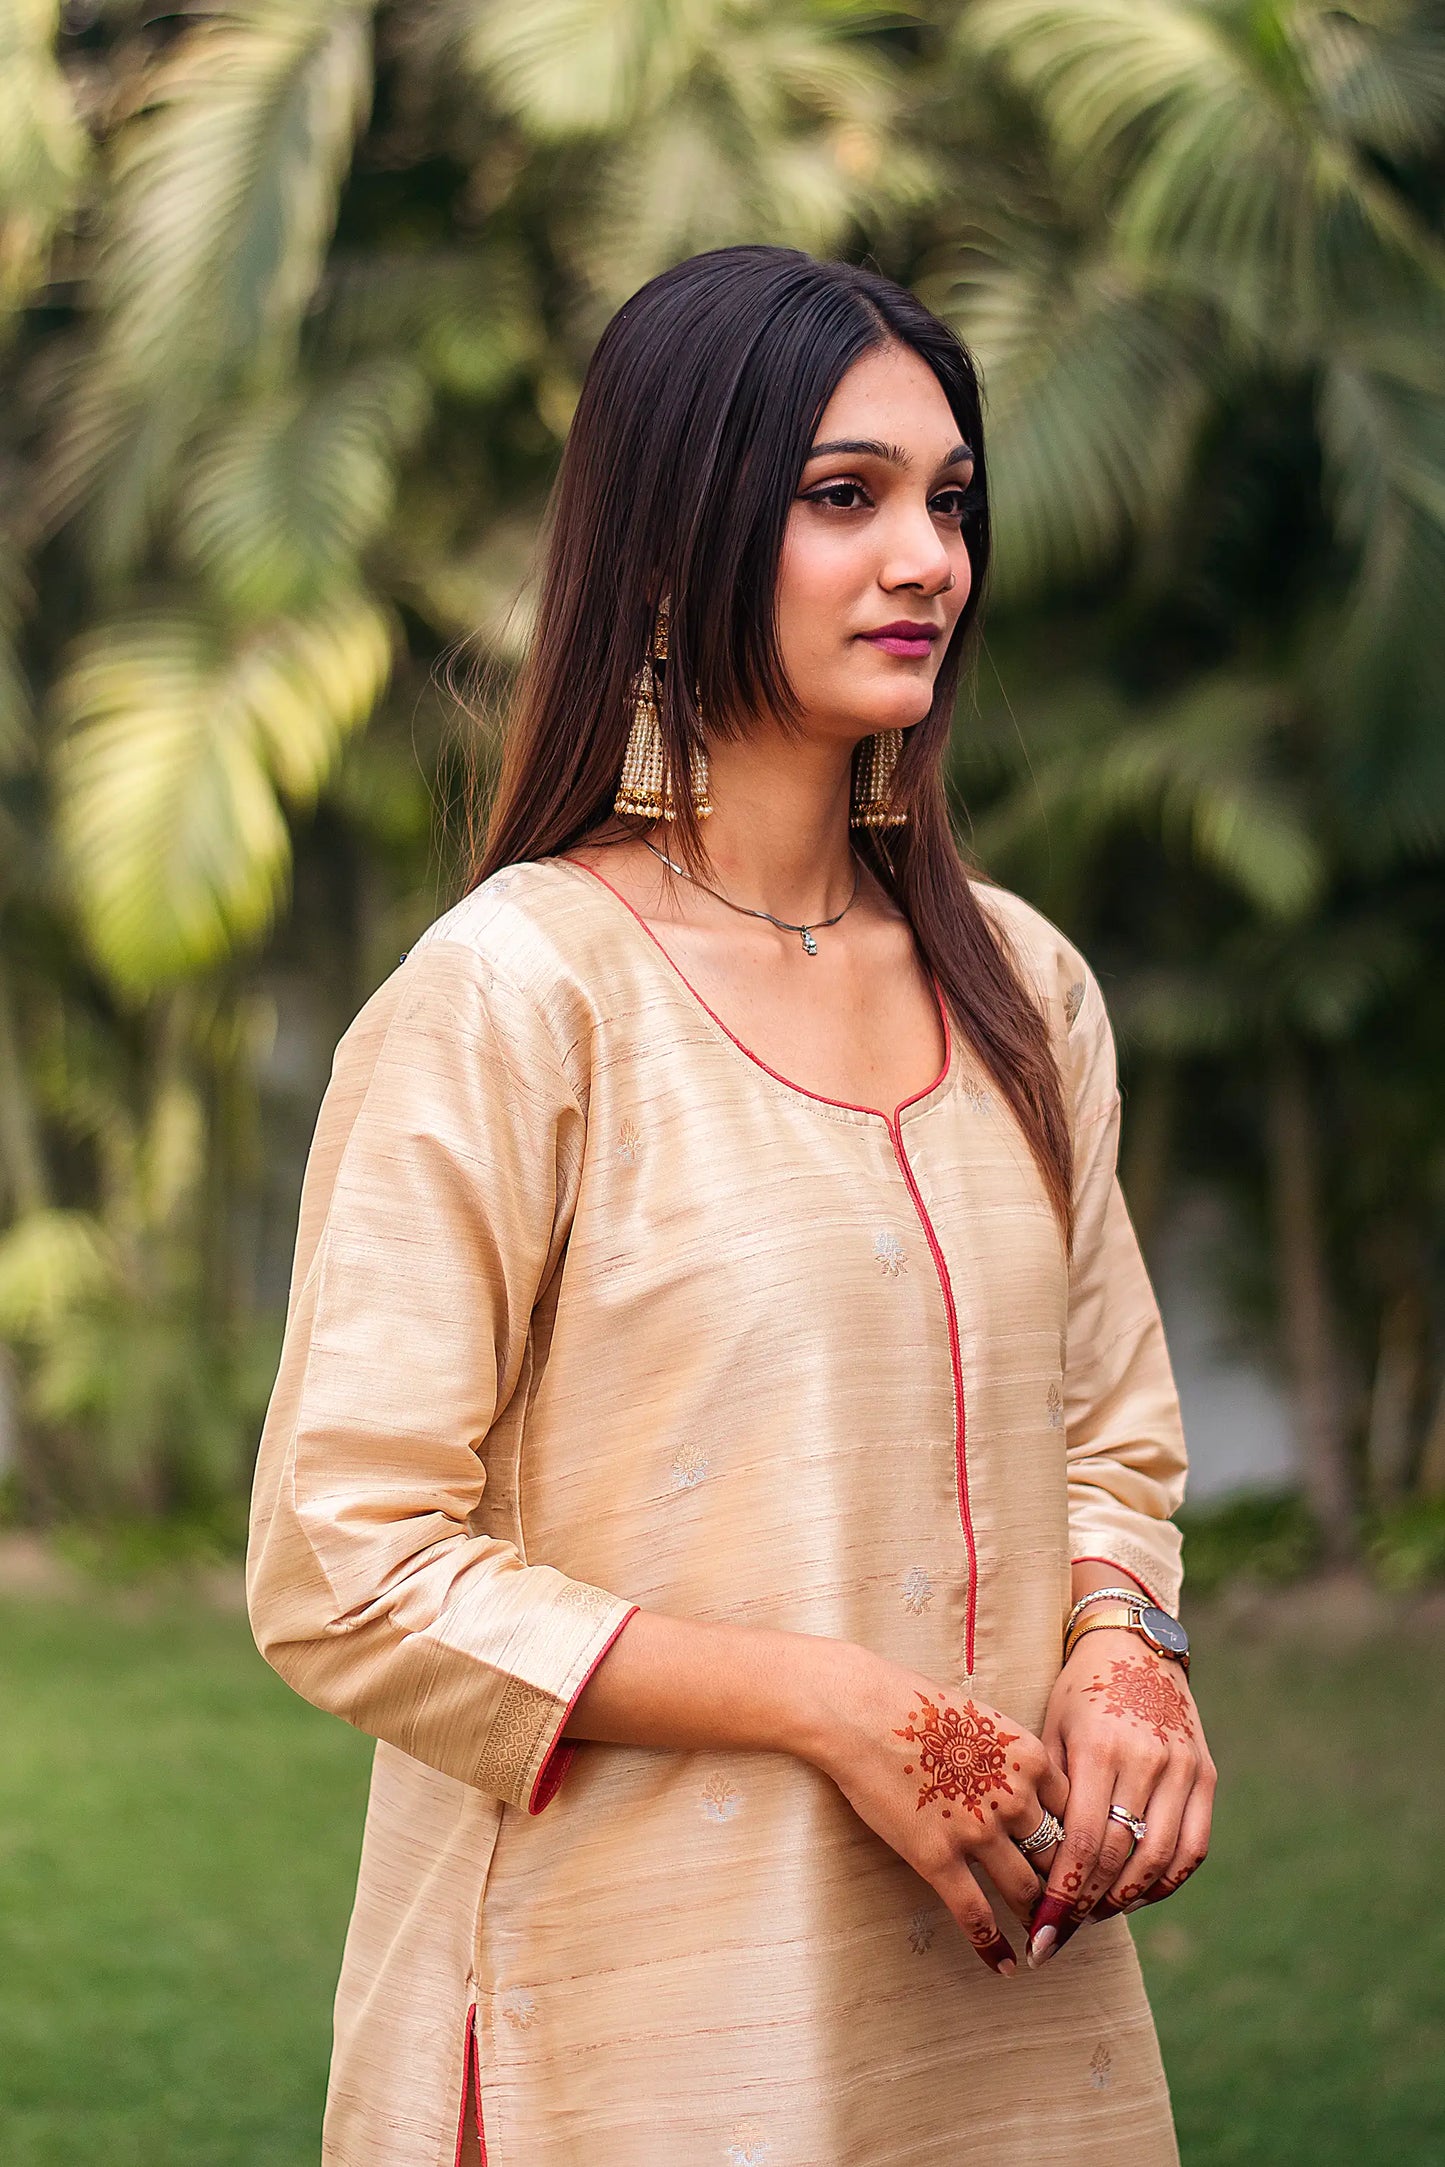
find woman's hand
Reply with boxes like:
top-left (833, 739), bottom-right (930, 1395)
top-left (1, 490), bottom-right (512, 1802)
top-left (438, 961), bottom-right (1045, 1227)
top-left (807, 1644), bottom-right (1070, 1977)
top-left (1027, 1630), bottom-right (1216, 1967)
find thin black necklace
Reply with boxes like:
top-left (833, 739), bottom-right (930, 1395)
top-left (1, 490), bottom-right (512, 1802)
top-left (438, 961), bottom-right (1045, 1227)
top-left (640, 835), bottom-right (861, 957)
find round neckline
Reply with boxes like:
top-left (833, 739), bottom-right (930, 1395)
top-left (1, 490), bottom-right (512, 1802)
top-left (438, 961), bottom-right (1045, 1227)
top-left (555, 853), bottom-right (956, 1131)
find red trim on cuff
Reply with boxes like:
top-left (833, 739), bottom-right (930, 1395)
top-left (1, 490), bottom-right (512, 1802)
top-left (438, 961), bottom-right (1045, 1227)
top-left (1072, 1555), bottom-right (1169, 1611)
top-left (527, 1604), bottom-right (640, 1815)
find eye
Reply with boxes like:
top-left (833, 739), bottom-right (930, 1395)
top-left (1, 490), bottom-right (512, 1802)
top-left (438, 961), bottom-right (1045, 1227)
top-left (803, 479), bottom-right (872, 511)
top-left (932, 481), bottom-right (984, 523)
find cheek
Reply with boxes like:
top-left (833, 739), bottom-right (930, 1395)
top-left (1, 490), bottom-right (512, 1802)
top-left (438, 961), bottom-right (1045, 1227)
top-left (776, 522), bottom-right (866, 655)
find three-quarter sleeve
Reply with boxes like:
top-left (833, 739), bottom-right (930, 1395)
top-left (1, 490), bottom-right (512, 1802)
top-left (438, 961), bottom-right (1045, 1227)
top-left (246, 933), bottom-right (637, 1812)
top-left (1060, 964), bottom-right (1188, 1613)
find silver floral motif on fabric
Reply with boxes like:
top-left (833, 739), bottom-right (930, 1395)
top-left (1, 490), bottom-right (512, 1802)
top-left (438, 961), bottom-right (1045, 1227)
top-left (671, 1439), bottom-right (710, 1491)
top-left (900, 1566), bottom-right (935, 1615)
top-left (908, 1908), bottom-right (938, 1955)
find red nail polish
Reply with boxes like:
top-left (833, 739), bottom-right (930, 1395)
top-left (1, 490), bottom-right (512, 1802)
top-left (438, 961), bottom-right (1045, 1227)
top-left (1029, 1893), bottom-right (1072, 1938)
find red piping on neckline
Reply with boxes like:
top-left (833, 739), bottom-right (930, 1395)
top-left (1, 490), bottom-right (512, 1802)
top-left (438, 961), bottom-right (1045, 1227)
top-left (557, 855), bottom-right (952, 1123)
top-left (528, 1604), bottom-right (641, 1815)
top-left (558, 851), bottom-right (977, 1672)
top-left (1072, 1556), bottom-right (1169, 1613)
top-left (454, 2004), bottom-right (486, 2167)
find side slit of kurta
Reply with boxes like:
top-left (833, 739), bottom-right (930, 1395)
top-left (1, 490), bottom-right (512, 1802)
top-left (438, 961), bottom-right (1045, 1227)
top-left (453, 2005), bottom-right (486, 2167)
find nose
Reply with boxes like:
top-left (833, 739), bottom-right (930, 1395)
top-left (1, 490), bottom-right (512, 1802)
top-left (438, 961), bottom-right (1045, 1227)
top-left (879, 501), bottom-right (965, 598)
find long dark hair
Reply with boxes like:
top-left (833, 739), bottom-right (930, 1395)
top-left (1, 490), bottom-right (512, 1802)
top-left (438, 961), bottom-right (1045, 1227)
top-left (473, 246), bottom-right (1075, 1251)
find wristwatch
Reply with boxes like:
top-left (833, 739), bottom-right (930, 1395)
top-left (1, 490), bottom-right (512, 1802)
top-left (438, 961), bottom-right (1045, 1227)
top-left (1064, 1599), bottom-right (1190, 1674)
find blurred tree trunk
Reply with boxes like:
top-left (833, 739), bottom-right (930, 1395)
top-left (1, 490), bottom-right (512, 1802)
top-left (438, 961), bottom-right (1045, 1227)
top-left (1119, 1053), bottom-right (1177, 1265)
top-left (1366, 1288), bottom-right (1425, 1505)
top-left (1266, 1039), bottom-right (1357, 1556)
top-left (1416, 1376), bottom-right (1445, 1501)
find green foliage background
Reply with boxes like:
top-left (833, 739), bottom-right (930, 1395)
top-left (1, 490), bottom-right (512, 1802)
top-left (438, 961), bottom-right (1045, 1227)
top-left (0, 0), bottom-right (1443, 1555)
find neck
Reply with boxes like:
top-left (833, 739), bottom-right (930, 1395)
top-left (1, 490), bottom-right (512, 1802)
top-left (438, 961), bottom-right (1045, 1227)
top-left (660, 723), bottom-right (859, 918)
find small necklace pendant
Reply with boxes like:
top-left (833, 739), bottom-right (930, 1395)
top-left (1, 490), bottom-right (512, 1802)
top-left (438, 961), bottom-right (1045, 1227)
top-left (801, 928), bottom-right (818, 956)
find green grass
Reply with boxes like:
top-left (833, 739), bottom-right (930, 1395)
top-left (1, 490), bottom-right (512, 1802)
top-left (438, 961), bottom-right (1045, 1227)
top-left (0, 1590), bottom-right (1440, 2164)
top-left (0, 1594), bottom-right (371, 2165)
top-left (1134, 1602), bottom-right (1445, 2163)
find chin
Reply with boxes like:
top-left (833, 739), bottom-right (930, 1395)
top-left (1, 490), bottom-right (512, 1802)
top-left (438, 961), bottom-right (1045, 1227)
top-left (871, 692), bottom-right (936, 733)
top-left (804, 681), bottom-right (936, 740)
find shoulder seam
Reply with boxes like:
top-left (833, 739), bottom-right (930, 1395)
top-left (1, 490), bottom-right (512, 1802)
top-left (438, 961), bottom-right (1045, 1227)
top-left (403, 932), bottom-right (587, 1124)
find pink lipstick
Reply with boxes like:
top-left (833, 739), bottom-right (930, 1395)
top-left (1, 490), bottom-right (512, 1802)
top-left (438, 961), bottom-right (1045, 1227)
top-left (859, 621), bottom-right (940, 659)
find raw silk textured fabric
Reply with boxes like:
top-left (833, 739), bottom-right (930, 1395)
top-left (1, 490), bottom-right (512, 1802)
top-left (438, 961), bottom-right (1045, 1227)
top-left (248, 856), bottom-right (1188, 2167)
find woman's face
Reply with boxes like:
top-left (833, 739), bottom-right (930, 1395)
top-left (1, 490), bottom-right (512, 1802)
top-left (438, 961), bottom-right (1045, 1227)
top-left (774, 339), bottom-right (976, 743)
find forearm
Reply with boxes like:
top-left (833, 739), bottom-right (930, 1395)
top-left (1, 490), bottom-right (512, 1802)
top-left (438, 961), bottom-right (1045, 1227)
top-left (562, 1607), bottom-right (866, 1770)
top-left (1070, 1556), bottom-right (1152, 1606)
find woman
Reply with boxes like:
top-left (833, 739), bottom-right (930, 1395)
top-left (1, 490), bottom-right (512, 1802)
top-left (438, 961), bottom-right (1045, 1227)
top-left (248, 244), bottom-right (1214, 2167)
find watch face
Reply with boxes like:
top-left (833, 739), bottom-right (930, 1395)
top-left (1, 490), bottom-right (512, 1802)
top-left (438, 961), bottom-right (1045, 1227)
top-left (1140, 1606), bottom-right (1189, 1657)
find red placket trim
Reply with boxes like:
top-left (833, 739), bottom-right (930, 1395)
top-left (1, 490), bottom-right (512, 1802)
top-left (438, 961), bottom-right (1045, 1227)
top-left (887, 1119), bottom-right (977, 1676)
top-left (558, 853), bottom-right (977, 1662)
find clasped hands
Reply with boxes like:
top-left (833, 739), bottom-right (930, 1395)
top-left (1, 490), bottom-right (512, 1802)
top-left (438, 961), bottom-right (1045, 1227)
top-left (814, 1631), bottom-right (1216, 1977)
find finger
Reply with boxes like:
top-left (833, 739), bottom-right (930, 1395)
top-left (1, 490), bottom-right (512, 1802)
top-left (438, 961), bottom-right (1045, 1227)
top-left (1126, 1770), bottom-right (1214, 1913)
top-left (1046, 1828), bottom-right (1137, 1956)
top-left (1020, 1832), bottom-right (1060, 1885)
top-left (1090, 1766), bottom-right (1191, 1919)
top-left (1002, 1790), bottom-right (1063, 1886)
top-left (932, 1860), bottom-right (1018, 1977)
top-left (1001, 1733), bottom-right (1069, 1825)
top-left (1069, 1739), bottom-right (1172, 1919)
top-left (979, 1834), bottom-right (1052, 1929)
top-left (1036, 1753), bottom-right (1070, 1821)
top-left (1027, 1761), bottom-right (1116, 1967)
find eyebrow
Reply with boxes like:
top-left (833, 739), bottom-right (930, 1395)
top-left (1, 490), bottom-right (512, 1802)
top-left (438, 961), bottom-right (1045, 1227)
top-left (805, 436), bottom-right (974, 468)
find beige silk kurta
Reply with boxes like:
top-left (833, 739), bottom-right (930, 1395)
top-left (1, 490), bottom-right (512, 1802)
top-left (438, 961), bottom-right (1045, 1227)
top-left (248, 853), bottom-right (1189, 2167)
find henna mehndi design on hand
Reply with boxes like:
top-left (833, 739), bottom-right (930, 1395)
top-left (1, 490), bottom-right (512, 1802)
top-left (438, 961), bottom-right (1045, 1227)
top-left (894, 1696), bottom-right (1020, 1823)
top-left (1082, 1657), bottom-right (1192, 1744)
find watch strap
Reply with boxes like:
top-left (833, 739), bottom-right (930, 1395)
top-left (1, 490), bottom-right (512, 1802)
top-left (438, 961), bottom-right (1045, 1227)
top-left (1064, 1604), bottom-right (1191, 1673)
top-left (1064, 1602), bottom-right (1138, 1659)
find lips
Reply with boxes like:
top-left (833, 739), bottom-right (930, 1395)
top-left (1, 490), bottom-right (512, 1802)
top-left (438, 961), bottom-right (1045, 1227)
top-left (859, 622), bottom-right (940, 659)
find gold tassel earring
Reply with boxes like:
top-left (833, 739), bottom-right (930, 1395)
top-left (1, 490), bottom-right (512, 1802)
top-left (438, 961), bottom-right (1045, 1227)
top-left (614, 596), bottom-right (713, 822)
top-left (850, 727), bottom-right (908, 829)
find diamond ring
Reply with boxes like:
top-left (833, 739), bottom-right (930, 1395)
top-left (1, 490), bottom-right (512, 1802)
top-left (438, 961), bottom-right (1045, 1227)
top-left (1108, 1805), bottom-right (1147, 1844)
